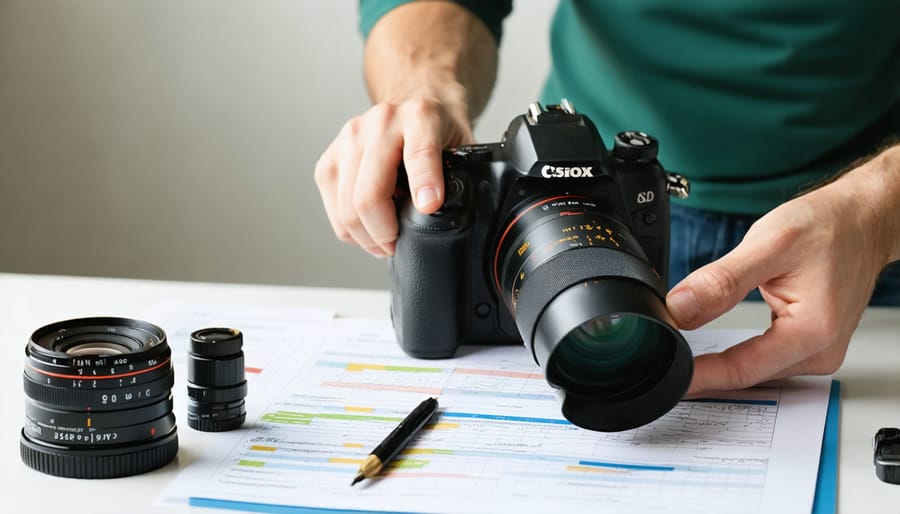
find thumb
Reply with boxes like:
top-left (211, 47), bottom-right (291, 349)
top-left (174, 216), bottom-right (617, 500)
top-left (666, 240), bottom-right (780, 329)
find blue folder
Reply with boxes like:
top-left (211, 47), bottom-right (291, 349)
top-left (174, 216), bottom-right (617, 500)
top-left (192, 380), bottom-right (842, 514)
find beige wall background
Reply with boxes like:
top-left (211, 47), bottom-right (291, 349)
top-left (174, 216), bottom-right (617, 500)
top-left (0, 0), bottom-right (554, 289)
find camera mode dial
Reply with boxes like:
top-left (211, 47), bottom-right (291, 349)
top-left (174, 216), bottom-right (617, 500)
top-left (613, 131), bottom-right (658, 162)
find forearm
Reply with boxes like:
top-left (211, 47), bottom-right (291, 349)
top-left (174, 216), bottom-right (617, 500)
top-left (818, 143), bottom-right (900, 265)
top-left (865, 143), bottom-right (900, 263)
top-left (364, 2), bottom-right (499, 123)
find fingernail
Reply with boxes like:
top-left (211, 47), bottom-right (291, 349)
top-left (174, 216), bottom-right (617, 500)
top-left (668, 288), bottom-right (699, 325)
top-left (415, 187), bottom-right (438, 208)
top-left (366, 247), bottom-right (387, 258)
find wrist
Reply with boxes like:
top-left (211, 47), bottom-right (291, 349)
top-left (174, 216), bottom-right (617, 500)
top-left (822, 144), bottom-right (900, 265)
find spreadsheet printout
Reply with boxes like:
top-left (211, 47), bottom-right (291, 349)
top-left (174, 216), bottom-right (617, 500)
top-left (157, 318), bottom-right (830, 514)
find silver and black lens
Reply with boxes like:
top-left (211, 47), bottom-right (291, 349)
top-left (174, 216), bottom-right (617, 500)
top-left (20, 317), bottom-right (178, 478)
top-left (186, 327), bottom-right (247, 432)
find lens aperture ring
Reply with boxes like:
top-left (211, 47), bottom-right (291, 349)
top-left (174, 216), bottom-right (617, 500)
top-left (20, 428), bottom-right (178, 479)
top-left (24, 412), bottom-right (177, 447)
top-left (25, 394), bottom-right (174, 429)
top-left (187, 354), bottom-right (244, 386)
top-left (187, 399), bottom-right (247, 432)
top-left (187, 381), bottom-right (248, 404)
top-left (23, 369), bottom-right (175, 411)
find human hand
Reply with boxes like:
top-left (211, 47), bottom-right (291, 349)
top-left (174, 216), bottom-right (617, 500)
top-left (666, 148), bottom-right (900, 395)
top-left (314, 97), bottom-right (473, 257)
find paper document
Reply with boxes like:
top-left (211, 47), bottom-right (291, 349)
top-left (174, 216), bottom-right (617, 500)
top-left (142, 299), bottom-right (334, 393)
top-left (158, 317), bottom-right (831, 514)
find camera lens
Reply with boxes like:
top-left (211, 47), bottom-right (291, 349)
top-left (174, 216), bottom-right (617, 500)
top-left (552, 315), bottom-right (670, 393)
top-left (20, 317), bottom-right (178, 478)
top-left (186, 327), bottom-right (247, 432)
top-left (494, 195), bottom-right (692, 432)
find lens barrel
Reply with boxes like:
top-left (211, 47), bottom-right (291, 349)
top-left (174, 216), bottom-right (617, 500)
top-left (494, 195), bottom-right (693, 431)
top-left (20, 317), bottom-right (179, 478)
top-left (187, 328), bottom-right (247, 432)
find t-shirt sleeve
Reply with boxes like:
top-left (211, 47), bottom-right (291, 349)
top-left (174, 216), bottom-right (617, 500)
top-left (358, 0), bottom-right (512, 43)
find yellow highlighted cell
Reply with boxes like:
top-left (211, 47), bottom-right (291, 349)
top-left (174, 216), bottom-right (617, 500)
top-left (329, 457), bottom-right (365, 465)
top-left (342, 442), bottom-right (365, 448)
top-left (566, 465), bottom-right (627, 474)
top-left (427, 422), bottom-right (460, 430)
top-left (346, 363), bottom-right (384, 372)
top-left (249, 445), bottom-right (277, 452)
top-left (344, 406), bottom-right (374, 413)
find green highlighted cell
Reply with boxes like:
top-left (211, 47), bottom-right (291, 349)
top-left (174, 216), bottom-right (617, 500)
top-left (238, 460), bottom-right (265, 467)
top-left (261, 410), bottom-right (403, 425)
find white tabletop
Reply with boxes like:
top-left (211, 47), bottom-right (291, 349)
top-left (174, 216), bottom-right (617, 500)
top-left (1, 272), bottom-right (898, 513)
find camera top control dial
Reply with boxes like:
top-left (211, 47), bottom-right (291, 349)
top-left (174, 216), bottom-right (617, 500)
top-left (613, 131), bottom-right (659, 162)
top-left (451, 144), bottom-right (493, 162)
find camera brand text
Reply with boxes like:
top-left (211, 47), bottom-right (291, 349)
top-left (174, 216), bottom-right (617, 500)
top-left (540, 165), bottom-right (594, 178)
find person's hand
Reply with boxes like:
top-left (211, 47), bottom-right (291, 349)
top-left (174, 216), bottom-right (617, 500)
top-left (666, 147), bottom-right (900, 395)
top-left (314, 97), bottom-right (473, 257)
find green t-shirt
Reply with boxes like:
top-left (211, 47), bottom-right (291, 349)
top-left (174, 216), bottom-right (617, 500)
top-left (360, 0), bottom-right (900, 215)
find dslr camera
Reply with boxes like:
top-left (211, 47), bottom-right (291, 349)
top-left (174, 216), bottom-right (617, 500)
top-left (390, 100), bottom-right (693, 432)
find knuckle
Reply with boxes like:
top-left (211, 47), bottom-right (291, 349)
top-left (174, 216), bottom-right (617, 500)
top-left (768, 222), bottom-right (805, 249)
top-left (404, 97), bottom-right (440, 118)
top-left (352, 191), bottom-right (380, 216)
top-left (724, 359), bottom-right (755, 390)
top-left (335, 229), bottom-right (354, 244)
top-left (340, 116), bottom-right (363, 139)
top-left (337, 208), bottom-right (362, 233)
top-left (405, 141), bottom-right (441, 173)
top-left (313, 156), bottom-right (335, 187)
top-left (699, 264), bottom-right (741, 302)
top-left (366, 102), bottom-right (397, 129)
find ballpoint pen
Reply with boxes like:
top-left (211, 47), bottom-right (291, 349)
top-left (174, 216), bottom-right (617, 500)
top-left (351, 397), bottom-right (439, 485)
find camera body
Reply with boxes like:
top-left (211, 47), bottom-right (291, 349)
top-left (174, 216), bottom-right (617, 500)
top-left (391, 101), bottom-right (687, 359)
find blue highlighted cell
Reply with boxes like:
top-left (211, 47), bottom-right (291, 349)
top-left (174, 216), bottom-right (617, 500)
top-left (578, 460), bottom-right (675, 472)
top-left (441, 411), bottom-right (572, 425)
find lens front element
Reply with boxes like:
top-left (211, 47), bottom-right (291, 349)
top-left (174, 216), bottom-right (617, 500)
top-left (552, 314), bottom-right (670, 395)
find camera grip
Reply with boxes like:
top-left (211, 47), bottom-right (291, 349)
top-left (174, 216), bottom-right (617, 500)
top-left (390, 221), bottom-right (467, 359)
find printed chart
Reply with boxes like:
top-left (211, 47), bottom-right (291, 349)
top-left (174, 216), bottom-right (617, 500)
top-left (161, 319), bottom-right (830, 514)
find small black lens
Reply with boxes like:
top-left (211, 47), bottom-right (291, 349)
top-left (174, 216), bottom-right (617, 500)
top-left (187, 327), bottom-right (247, 432)
top-left (20, 317), bottom-right (178, 478)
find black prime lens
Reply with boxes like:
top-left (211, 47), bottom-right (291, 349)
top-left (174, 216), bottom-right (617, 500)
top-left (20, 317), bottom-right (178, 478)
top-left (187, 327), bottom-right (247, 432)
top-left (494, 195), bottom-right (693, 432)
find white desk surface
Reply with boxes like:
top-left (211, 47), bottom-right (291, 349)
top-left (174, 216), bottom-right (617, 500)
top-left (1, 272), bottom-right (898, 513)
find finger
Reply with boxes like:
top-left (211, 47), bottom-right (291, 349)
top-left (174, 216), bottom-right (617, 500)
top-left (401, 100), bottom-right (448, 214)
top-left (314, 145), bottom-right (350, 243)
top-left (356, 130), bottom-right (403, 255)
top-left (686, 315), bottom-right (820, 395)
top-left (334, 122), bottom-right (382, 255)
top-left (666, 237), bottom-right (789, 329)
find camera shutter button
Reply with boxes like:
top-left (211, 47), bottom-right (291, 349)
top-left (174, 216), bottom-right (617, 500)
top-left (453, 144), bottom-right (492, 161)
